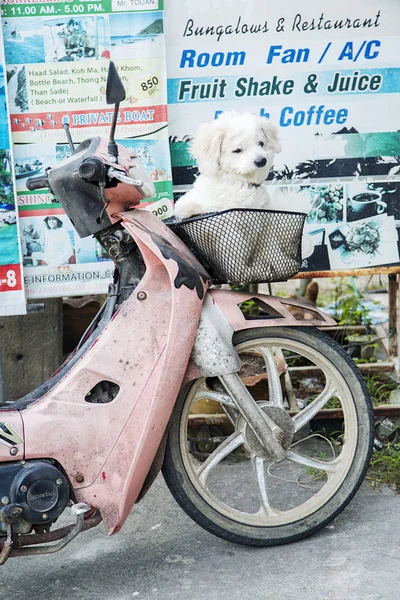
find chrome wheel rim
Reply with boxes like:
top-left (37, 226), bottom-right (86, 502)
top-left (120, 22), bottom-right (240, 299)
top-left (180, 337), bottom-right (358, 527)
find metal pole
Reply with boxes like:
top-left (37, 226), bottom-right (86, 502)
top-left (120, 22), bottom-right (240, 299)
top-left (388, 274), bottom-right (398, 358)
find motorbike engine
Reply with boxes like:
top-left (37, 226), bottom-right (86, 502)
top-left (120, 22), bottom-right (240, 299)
top-left (0, 460), bottom-right (70, 535)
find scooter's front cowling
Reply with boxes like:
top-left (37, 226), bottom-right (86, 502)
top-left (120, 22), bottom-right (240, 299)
top-left (20, 209), bottom-right (209, 534)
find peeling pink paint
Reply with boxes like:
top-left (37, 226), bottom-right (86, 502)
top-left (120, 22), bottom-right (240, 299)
top-left (19, 209), bottom-right (206, 534)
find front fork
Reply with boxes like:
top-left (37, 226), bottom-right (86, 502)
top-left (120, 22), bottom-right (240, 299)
top-left (192, 294), bottom-right (287, 461)
top-left (219, 372), bottom-right (286, 461)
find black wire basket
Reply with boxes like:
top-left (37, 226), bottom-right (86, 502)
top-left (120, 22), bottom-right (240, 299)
top-left (168, 209), bottom-right (306, 284)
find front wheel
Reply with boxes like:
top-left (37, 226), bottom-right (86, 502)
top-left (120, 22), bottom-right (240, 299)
top-left (162, 327), bottom-right (374, 546)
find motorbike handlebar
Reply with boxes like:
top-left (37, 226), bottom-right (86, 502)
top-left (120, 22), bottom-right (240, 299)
top-left (26, 175), bottom-right (49, 191)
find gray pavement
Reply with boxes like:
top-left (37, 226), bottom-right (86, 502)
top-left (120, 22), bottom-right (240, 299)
top-left (2, 477), bottom-right (399, 600)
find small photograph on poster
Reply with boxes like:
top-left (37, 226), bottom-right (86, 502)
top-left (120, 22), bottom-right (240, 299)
top-left (300, 227), bottom-right (330, 272)
top-left (0, 67), bottom-right (10, 149)
top-left (346, 181), bottom-right (399, 222)
top-left (7, 65), bottom-right (28, 113)
top-left (20, 214), bottom-right (76, 267)
top-left (0, 150), bottom-right (18, 266)
top-left (56, 143), bottom-right (79, 163)
top-left (116, 137), bottom-right (171, 182)
top-left (326, 215), bottom-right (399, 270)
top-left (301, 183), bottom-right (344, 224)
top-left (13, 143), bottom-right (55, 191)
top-left (43, 16), bottom-right (110, 62)
top-left (3, 18), bottom-right (46, 65)
top-left (109, 12), bottom-right (164, 59)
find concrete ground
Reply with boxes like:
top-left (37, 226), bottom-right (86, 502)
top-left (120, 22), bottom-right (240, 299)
top-left (2, 476), bottom-right (399, 600)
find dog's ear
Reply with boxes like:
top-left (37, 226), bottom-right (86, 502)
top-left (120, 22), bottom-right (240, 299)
top-left (260, 119), bottom-right (282, 154)
top-left (190, 121), bottom-right (224, 175)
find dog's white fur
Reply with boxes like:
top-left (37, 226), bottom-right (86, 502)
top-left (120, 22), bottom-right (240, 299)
top-left (174, 110), bottom-right (310, 218)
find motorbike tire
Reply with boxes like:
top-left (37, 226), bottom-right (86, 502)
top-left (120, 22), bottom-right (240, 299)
top-left (162, 326), bottom-right (374, 546)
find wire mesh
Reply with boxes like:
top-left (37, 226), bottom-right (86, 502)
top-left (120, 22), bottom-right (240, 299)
top-left (168, 208), bottom-right (306, 284)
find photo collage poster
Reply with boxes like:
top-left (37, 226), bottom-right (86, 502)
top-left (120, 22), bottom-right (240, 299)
top-left (1, 0), bottom-right (173, 299)
top-left (165, 0), bottom-right (400, 274)
top-left (0, 24), bottom-right (25, 315)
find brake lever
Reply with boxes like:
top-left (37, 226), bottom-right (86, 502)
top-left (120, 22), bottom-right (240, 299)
top-left (108, 167), bottom-right (143, 188)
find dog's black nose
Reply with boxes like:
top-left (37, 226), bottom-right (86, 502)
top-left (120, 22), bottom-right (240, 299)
top-left (254, 157), bottom-right (267, 168)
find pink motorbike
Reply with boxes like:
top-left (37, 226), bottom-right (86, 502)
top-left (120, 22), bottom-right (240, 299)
top-left (0, 64), bottom-right (373, 564)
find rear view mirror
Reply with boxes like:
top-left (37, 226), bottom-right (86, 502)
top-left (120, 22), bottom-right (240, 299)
top-left (106, 62), bottom-right (126, 105)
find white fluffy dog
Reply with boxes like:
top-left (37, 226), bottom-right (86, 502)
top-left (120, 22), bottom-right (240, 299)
top-left (174, 110), bottom-right (310, 219)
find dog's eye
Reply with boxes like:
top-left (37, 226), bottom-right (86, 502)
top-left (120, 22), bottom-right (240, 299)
top-left (232, 148), bottom-right (242, 153)
top-left (258, 141), bottom-right (265, 147)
